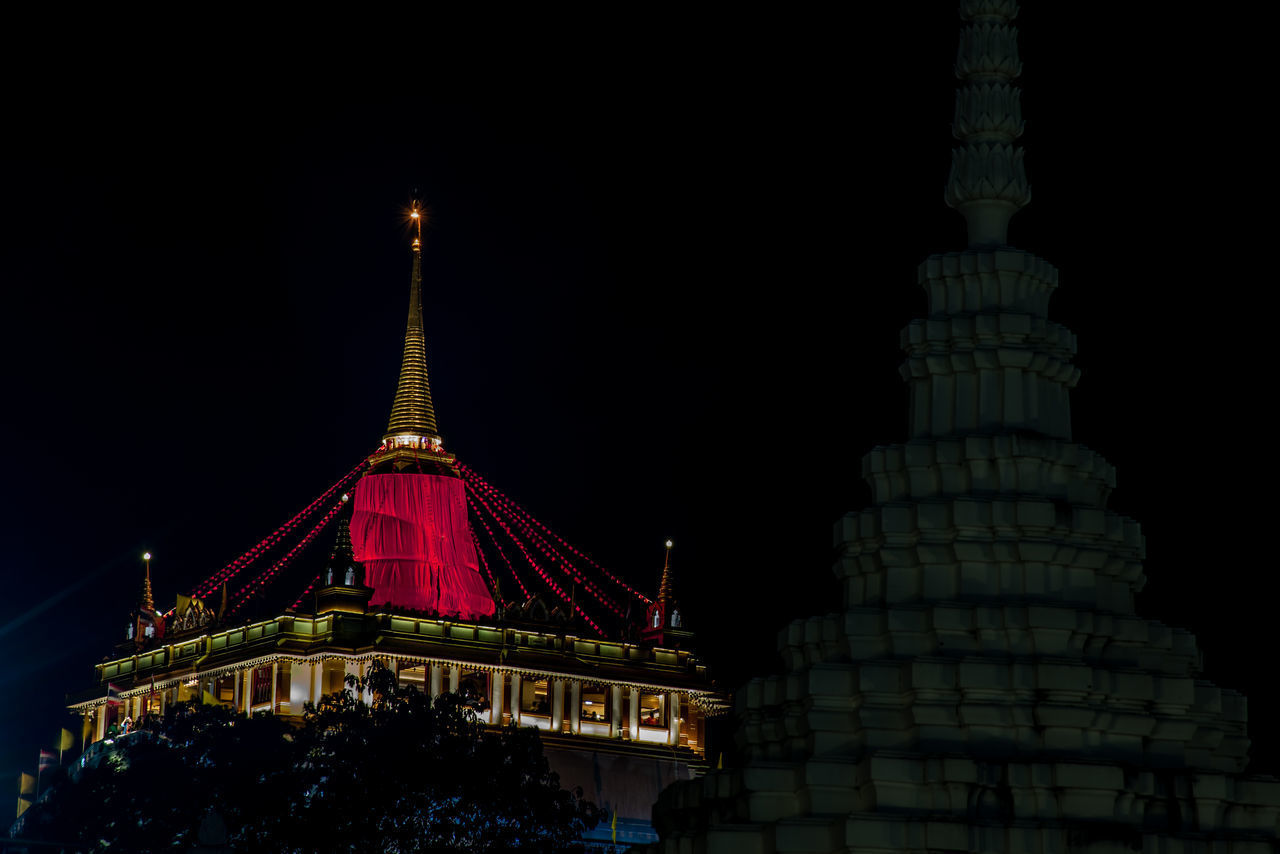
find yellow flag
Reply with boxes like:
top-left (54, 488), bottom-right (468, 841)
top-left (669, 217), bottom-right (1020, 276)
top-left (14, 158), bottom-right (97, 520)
top-left (611, 809), bottom-right (617, 844)
top-left (19, 773), bottom-right (35, 796)
top-left (57, 728), bottom-right (75, 751)
top-left (16, 796), bottom-right (32, 818)
top-left (202, 689), bottom-right (218, 706)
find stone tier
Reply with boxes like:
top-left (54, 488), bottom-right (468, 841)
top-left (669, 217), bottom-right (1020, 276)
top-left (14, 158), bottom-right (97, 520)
top-left (903, 251), bottom-right (1077, 441)
top-left (747, 608), bottom-right (1249, 774)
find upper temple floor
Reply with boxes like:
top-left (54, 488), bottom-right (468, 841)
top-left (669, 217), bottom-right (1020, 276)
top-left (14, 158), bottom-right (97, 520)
top-left (69, 608), bottom-right (728, 761)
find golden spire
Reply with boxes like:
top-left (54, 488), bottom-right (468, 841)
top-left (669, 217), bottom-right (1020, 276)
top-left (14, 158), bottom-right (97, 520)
top-left (140, 552), bottom-right (155, 612)
top-left (383, 201), bottom-right (440, 442)
top-left (659, 539), bottom-right (674, 604)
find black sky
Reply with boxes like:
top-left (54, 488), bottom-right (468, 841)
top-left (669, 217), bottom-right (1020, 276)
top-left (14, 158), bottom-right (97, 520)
top-left (3, 9), bottom-right (1275, 789)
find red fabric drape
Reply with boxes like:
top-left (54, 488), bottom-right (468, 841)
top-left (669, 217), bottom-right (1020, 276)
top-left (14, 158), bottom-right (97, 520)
top-left (350, 473), bottom-right (495, 619)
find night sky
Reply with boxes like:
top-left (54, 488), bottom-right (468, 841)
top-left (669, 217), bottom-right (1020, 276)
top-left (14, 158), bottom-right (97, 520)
top-left (4, 9), bottom-right (1275, 795)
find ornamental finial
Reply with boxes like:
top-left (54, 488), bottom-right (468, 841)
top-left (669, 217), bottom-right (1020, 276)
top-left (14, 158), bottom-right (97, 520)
top-left (659, 539), bottom-right (674, 604)
top-left (945, 0), bottom-right (1030, 247)
top-left (140, 552), bottom-right (155, 612)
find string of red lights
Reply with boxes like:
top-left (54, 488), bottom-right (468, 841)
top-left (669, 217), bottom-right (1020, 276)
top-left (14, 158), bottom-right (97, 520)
top-left (225, 493), bottom-right (350, 617)
top-left (505, 510), bottom-right (626, 617)
top-left (290, 573), bottom-right (322, 611)
top-left (466, 481), bottom-right (605, 635)
top-left (188, 459), bottom-right (368, 603)
top-left (465, 493), bottom-right (531, 601)
top-left (458, 463), bottom-right (652, 605)
top-left (467, 522), bottom-right (499, 592)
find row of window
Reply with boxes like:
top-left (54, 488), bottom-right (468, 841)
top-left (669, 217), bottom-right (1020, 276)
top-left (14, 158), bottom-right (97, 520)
top-left (397, 665), bottom-right (671, 728)
top-left (108, 663), bottom-right (674, 729)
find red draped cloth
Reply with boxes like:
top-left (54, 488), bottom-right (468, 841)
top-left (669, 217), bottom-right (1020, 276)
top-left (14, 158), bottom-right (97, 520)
top-left (350, 473), bottom-right (495, 619)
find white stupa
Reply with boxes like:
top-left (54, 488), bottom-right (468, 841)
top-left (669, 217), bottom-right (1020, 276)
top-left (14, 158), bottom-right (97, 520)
top-left (643, 2), bottom-right (1280, 852)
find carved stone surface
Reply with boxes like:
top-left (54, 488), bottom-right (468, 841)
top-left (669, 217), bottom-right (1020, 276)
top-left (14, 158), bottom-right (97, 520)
top-left (946, 5), bottom-right (1030, 247)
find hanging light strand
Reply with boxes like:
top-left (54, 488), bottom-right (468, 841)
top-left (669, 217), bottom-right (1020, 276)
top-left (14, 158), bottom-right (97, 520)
top-left (188, 457), bottom-right (368, 603)
top-left (467, 479), bottom-right (604, 635)
top-left (195, 458), bottom-right (364, 598)
top-left (290, 573), bottom-right (323, 611)
top-left (467, 521), bottom-right (499, 592)
top-left (458, 463), bottom-right (651, 605)
top-left (465, 492), bottom-right (532, 600)
top-left (496, 499), bottom-right (625, 617)
top-left (503, 509), bottom-right (625, 615)
top-left (226, 494), bottom-right (348, 617)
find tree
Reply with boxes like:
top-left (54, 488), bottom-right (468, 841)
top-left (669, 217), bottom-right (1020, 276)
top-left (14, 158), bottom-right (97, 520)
top-left (20, 663), bottom-right (604, 852)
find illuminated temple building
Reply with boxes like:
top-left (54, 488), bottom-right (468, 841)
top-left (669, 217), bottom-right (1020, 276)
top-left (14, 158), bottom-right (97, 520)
top-left (67, 205), bottom-right (727, 848)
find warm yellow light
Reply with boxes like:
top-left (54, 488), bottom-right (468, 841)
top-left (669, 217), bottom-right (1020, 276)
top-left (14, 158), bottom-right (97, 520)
top-left (665, 539), bottom-right (673, 549)
top-left (411, 211), bottom-right (420, 218)
top-left (143, 552), bottom-right (152, 561)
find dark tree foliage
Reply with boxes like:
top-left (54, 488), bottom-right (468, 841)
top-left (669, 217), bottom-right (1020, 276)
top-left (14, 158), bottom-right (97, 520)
top-left (22, 663), bottom-right (604, 852)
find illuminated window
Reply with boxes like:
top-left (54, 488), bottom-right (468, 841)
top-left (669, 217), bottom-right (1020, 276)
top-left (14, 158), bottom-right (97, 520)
top-left (580, 684), bottom-right (609, 723)
top-left (520, 678), bottom-right (550, 715)
top-left (398, 664), bottom-right (427, 690)
top-left (144, 693), bottom-right (162, 715)
top-left (323, 661), bottom-right (347, 696)
top-left (638, 691), bottom-right (667, 728)
top-left (215, 674), bottom-right (236, 704)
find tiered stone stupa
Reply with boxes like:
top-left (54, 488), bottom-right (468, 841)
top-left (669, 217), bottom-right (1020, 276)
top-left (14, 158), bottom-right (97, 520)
top-left (645, 3), bottom-right (1280, 852)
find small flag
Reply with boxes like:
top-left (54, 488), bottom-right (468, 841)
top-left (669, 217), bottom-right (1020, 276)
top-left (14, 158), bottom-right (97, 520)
top-left (16, 796), bottom-right (32, 819)
top-left (37, 750), bottom-right (56, 772)
top-left (19, 773), bottom-right (35, 796)
top-left (611, 809), bottom-right (617, 844)
top-left (202, 689), bottom-right (217, 706)
top-left (57, 729), bottom-right (74, 751)
top-left (106, 683), bottom-right (123, 706)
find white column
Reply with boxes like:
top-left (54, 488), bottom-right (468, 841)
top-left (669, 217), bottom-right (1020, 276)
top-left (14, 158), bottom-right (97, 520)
top-left (312, 661), bottom-right (324, 703)
top-left (95, 706), bottom-right (106, 741)
top-left (551, 680), bottom-right (564, 732)
top-left (448, 666), bottom-right (459, 694)
top-left (668, 691), bottom-right (680, 746)
top-left (242, 670), bottom-right (252, 716)
top-left (289, 662), bottom-right (310, 713)
top-left (157, 686), bottom-right (165, 717)
top-left (493, 673), bottom-right (506, 725)
top-left (233, 671), bottom-right (241, 712)
top-left (628, 687), bottom-right (639, 740)
top-left (360, 662), bottom-right (373, 706)
top-left (270, 662), bottom-right (279, 714)
top-left (429, 664), bottom-right (443, 698)
top-left (569, 682), bottom-right (581, 735)
top-left (610, 685), bottom-right (622, 738)
top-left (510, 674), bottom-right (522, 725)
